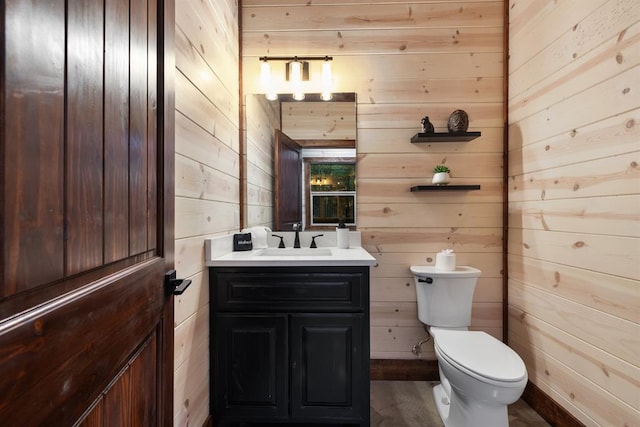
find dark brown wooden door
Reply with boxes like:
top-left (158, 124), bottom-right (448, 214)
top-left (274, 129), bottom-right (302, 231)
top-left (0, 0), bottom-right (175, 425)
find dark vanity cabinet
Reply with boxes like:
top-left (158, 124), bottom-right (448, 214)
top-left (209, 266), bottom-right (371, 426)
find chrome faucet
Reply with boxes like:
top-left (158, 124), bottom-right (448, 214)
top-left (293, 223), bottom-right (301, 248)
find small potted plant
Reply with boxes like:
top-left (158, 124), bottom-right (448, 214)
top-left (432, 165), bottom-right (451, 185)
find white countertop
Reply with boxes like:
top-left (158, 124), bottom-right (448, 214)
top-left (205, 232), bottom-right (377, 267)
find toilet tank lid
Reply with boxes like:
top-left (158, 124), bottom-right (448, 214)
top-left (410, 265), bottom-right (481, 278)
top-left (435, 330), bottom-right (527, 382)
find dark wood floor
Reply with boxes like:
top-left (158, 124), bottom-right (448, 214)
top-left (371, 381), bottom-right (551, 427)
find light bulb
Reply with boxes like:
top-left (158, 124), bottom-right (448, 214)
top-left (290, 60), bottom-right (304, 100)
top-left (290, 60), bottom-right (302, 84)
top-left (260, 60), bottom-right (277, 100)
top-left (321, 59), bottom-right (332, 101)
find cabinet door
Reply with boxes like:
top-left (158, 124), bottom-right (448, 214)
top-left (290, 314), bottom-right (367, 422)
top-left (214, 314), bottom-right (288, 420)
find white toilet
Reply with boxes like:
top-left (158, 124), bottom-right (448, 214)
top-left (410, 265), bottom-right (528, 427)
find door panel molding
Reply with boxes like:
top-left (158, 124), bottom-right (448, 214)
top-left (0, 258), bottom-right (165, 425)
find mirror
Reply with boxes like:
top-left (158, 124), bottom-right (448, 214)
top-left (243, 93), bottom-right (357, 231)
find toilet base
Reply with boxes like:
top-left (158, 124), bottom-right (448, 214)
top-left (432, 383), bottom-right (509, 427)
top-left (433, 383), bottom-right (451, 422)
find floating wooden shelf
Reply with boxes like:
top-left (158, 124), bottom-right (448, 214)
top-left (410, 185), bottom-right (481, 191)
top-left (411, 131), bottom-right (481, 143)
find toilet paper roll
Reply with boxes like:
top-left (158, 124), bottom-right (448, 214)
top-left (435, 250), bottom-right (456, 271)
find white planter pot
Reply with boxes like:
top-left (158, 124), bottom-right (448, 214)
top-left (432, 172), bottom-right (450, 185)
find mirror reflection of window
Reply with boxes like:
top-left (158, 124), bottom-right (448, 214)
top-left (309, 162), bottom-right (356, 226)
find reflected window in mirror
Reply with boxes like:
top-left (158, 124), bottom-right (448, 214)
top-left (303, 151), bottom-right (355, 229)
top-left (310, 163), bottom-right (355, 226)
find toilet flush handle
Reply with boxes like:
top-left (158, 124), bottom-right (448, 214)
top-left (418, 277), bottom-right (433, 284)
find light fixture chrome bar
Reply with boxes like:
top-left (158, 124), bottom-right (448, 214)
top-left (259, 56), bottom-right (333, 62)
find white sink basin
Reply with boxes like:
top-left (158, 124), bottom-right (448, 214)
top-left (256, 248), bottom-right (333, 257)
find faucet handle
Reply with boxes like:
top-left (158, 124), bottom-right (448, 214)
top-left (310, 234), bottom-right (324, 248)
top-left (272, 234), bottom-right (286, 248)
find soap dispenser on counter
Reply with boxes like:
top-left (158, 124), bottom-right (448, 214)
top-left (336, 220), bottom-right (349, 249)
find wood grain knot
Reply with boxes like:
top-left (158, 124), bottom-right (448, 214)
top-left (617, 28), bottom-right (627, 42)
top-left (626, 119), bottom-right (635, 128)
top-left (616, 53), bottom-right (624, 64)
top-left (572, 241), bottom-right (585, 249)
top-left (33, 319), bottom-right (45, 336)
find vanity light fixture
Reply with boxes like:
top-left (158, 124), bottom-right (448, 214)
top-left (259, 56), bottom-right (333, 101)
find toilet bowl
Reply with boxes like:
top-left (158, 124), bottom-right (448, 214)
top-left (430, 327), bottom-right (527, 427)
top-left (410, 265), bottom-right (528, 427)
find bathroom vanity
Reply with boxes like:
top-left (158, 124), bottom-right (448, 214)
top-left (206, 235), bottom-right (376, 427)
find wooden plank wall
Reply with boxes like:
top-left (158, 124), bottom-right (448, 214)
top-left (281, 101), bottom-right (357, 141)
top-left (244, 95), bottom-right (279, 228)
top-left (174, 1), bottom-right (240, 425)
top-left (507, 0), bottom-right (640, 425)
top-left (242, 0), bottom-right (506, 360)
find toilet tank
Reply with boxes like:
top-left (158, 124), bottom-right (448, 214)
top-left (410, 266), bottom-right (481, 327)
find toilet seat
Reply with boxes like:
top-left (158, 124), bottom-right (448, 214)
top-left (433, 329), bottom-right (526, 385)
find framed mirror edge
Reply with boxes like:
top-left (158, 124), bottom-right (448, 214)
top-left (241, 92), bottom-right (358, 232)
